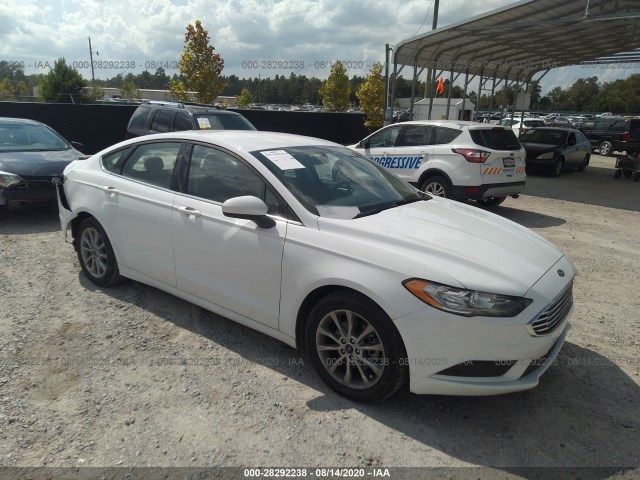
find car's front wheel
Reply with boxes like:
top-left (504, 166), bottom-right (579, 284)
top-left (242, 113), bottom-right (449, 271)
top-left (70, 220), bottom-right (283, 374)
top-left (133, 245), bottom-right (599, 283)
top-left (305, 290), bottom-right (408, 402)
top-left (76, 218), bottom-right (124, 287)
top-left (420, 176), bottom-right (452, 198)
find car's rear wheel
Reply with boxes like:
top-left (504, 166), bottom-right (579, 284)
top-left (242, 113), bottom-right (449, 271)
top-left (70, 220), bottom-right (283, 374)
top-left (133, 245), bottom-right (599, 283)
top-left (577, 154), bottom-right (589, 172)
top-left (599, 141), bottom-right (613, 156)
top-left (552, 158), bottom-right (564, 177)
top-left (476, 196), bottom-right (506, 207)
top-left (306, 290), bottom-right (408, 403)
top-left (420, 176), bottom-right (452, 198)
top-left (76, 218), bottom-right (124, 287)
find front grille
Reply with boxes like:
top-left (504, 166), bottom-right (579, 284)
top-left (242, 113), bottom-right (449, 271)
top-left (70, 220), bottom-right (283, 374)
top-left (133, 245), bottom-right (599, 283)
top-left (527, 283), bottom-right (573, 336)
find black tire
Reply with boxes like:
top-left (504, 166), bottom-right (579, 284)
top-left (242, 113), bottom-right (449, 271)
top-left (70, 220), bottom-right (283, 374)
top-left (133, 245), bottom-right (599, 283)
top-left (420, 175), bottom-right (452, 198)
top-left (622, 169), bottom-right (632, 178)
top-left (552, 158), bottom-right (564, 177)
top-left (75, 217), bottom-right (124, 287)
top-left (633, 172), bottom-right (640, 182)
top-left (0, 205), bottom-right (7, 219)
top-left (614, 169), bottom-right (622, 179)
top-left (305, 290), bottom-right (408, 403)
top-left (476, 196), bottom-right (507, 207)
top-left (577, 155), bottom-right (589, 172)
top-left (599, 141), bottom-right (613, 156)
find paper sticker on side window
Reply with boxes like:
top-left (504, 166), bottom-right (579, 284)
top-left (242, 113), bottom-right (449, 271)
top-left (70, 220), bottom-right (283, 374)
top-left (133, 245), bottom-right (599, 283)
top-left (197, 117), bottom-right (211, 129)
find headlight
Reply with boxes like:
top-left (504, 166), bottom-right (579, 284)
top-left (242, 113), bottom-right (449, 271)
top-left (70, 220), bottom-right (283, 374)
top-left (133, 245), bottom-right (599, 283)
top-left (403, 279), bottom-right (532, 317)
top-left (536, 152), bottom-right (555, 160)
top-left (0, 173), bottom-right (23, 188)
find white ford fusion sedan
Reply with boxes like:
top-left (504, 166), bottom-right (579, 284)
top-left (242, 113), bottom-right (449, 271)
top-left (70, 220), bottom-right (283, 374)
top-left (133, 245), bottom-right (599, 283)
top-left (57, 131), bottom-right (575, 402)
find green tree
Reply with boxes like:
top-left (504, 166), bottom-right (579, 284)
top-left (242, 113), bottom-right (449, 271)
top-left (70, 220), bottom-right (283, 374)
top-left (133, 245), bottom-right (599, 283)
top-left (15, 80), bottom-right (29, 98)
top-left (172, 20), bottom-right (225, 104)
top-left (320, 60), bottom-right (350, 112)
top-left (40, 58), bottom-right (86, 102)
top-left (120, 81), bottom-right (140, 100)
top-left (0, 78), bottom-right (14, 99)
top-left (235, 87), bottom-right (253, 108)
top-left (356, 62), bottom-right (385, 130)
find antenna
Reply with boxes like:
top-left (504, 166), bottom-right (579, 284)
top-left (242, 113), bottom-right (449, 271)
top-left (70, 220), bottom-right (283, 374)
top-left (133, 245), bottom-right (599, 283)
top-left (88, 37), bottom-right (97, 98)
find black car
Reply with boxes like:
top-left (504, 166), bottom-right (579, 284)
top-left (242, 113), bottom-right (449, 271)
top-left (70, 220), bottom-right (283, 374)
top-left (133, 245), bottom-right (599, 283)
top-left (519, 127), bottom-right (591, 177)
top-left (126, 101), bottom-right (256, 138)
top-left (0, 118), bottom-right (85, 212)
top-left (579, 116), bottom-right (640, 156)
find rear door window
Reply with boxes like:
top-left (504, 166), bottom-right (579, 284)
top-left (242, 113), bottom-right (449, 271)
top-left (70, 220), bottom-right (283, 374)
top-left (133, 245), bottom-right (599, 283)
top-left (121, 142), bottom-right (182, 189)
top-left (397, 125), bottom-right (432, 146)
top-left (433, 127), bottom-right (461, 144)
top-left (469, 128), bottom-right (520, 150)
top-left (173, 112), bottom-right (193, 131)
top-left (151, 110), bottom-right (175, 133)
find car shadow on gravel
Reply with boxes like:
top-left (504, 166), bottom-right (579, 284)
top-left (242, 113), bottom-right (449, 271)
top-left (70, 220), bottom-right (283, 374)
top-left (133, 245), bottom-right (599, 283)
top-left (0, 205), bottom-right (61, 235)
top-left (80, 277), bottom-right (639, 476)
top-left (481, 205), bottom-right (566, 229)
top-left (307, 341), bottom-right (640, 476)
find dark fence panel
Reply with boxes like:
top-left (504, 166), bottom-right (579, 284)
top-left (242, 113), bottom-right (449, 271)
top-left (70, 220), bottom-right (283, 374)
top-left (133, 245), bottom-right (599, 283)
top-left (229, 109), bottom-right (369, 145)
top-left (0, 102), bottom-right (136, 154)
top-left (0, 102), bottom-right (370, 154)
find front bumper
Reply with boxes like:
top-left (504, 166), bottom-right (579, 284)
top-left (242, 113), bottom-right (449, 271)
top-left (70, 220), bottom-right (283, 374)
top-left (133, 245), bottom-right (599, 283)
top-left (525, 157), bottom-right (557, 172)
top-left (451, 181), bottom-right (525, 200)
top-left (394, 255), bottom-right (575, 396)
top-left (2, 177), bottom-right (58, 207)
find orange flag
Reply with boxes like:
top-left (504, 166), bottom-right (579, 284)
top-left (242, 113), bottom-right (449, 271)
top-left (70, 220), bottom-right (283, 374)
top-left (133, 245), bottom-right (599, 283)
top-left (436, 77), bottom-right (445, 95)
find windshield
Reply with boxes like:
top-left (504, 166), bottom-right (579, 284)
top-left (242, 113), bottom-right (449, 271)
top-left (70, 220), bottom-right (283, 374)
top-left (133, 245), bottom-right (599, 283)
top-left (0, 123), bottom-right (70, 152)
top-left (520, 129), bottom-right (567, 146)
top-left (251, 145), bottom-right (425, 219)
top-left (194, 114), bottom-right (256, 131)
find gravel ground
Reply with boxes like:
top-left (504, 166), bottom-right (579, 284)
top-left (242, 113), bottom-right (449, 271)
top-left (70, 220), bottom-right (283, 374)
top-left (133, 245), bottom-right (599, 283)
top-left (0, 154), bottom-right (638, 477)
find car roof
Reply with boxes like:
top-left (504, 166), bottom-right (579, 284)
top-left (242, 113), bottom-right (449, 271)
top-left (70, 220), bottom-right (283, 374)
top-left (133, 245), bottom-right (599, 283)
top-left (0, 117), bottom-right (43, 126)
top-left (114, 130), bottom-right (339, 153)
top-left (142, 102), bottom-right (241, 115)
top-left (394, 120), bottom-right (508, 130)
top-left (525, 127), bottom-right (577, 132)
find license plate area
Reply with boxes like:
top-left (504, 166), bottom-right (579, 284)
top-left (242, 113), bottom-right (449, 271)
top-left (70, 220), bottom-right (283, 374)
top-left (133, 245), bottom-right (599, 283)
top-left (503, 157), bottom-right (516, 168)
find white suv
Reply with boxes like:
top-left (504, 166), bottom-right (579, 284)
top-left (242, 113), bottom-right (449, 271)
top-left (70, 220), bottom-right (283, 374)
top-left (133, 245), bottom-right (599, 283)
top-left (349, 120), bottom-right (526, 206)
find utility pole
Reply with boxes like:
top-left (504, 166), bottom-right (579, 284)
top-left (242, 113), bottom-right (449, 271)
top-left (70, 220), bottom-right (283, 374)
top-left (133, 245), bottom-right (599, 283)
top-left (424, 0), bottom-right (440, 98)
top-left (88, 37), bottom-right (97, 99)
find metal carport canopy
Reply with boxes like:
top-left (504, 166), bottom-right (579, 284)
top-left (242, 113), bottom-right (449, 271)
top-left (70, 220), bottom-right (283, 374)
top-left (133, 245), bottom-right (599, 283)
top-left (392, 0), bottom-right (640, 83)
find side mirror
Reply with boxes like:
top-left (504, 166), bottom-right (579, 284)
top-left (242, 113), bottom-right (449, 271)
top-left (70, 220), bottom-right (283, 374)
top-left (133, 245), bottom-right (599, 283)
top-left (222, 196), bottom-right (276, 229)
top-left (71, 141), bottom-right (85, 152)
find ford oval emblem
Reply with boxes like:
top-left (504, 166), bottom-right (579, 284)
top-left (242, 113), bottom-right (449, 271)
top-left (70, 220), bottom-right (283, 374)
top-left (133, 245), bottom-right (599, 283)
top-left (557, 269), bottom-right (565, 277)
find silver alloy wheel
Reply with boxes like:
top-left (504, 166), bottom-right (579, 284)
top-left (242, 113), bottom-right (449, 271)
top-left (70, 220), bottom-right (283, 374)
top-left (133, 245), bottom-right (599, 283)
top-left (315, 309), bottom-right (386, 389)
top-left (80, 227), bottom-right (108, 278)
top-left (424, 181), bottom-right (446, 197)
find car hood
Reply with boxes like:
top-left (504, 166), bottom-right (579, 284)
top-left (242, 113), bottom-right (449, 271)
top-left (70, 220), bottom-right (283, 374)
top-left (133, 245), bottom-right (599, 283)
top-left (317, 197), bottom-right (564, 296)
top-left (520, 142), bottom-right (562, 155)
top-left (0, 149), bottom-right (82, 176)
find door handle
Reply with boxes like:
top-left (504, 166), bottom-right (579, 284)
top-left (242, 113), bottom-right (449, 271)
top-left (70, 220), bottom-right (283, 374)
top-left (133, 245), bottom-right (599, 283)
top-left (102, 186), bottom-right (119, 196)
top-left (176, 206), bottom-right (202, 218)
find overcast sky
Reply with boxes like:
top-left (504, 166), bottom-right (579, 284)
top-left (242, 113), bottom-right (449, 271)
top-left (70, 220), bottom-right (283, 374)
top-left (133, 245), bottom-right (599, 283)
top-left (0, 0), bottom-right (635, 94)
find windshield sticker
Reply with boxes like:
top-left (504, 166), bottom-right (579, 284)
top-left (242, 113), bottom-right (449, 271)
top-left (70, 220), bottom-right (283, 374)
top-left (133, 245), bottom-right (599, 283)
top-left (197, 117), bottom-right (211, 129)
top-left (261, 150), bottom-right (305, 170)
top-left (316, 205), bottom-right (361, 219)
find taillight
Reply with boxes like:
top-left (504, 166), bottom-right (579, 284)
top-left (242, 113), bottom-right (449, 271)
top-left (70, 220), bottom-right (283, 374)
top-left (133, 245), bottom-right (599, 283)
top-left (623, 132), bottom-right (629, 141)
top-left (452, 148), bottom-right (490, 163)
